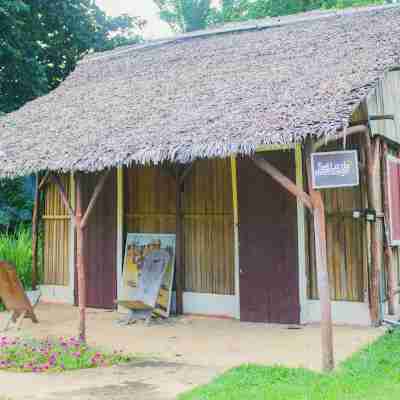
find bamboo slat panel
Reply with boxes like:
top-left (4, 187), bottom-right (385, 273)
top-left (182, 159), bottom-right (235, 295)
top-left (307, 139), bottom-right (366, 302)
top-left (124, 160), bottom-right (235, 296)
top-left (43, 175), bottom-right (70, 286)
top-left (124, 166), bottom-right (177, 233)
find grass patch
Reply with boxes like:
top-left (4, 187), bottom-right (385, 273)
top-left (0, 336), bottom-right (132, 373)
top-left (179, 329), bottom-right (400, 400)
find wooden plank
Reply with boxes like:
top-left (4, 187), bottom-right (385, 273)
top-left (42, 215), bottom-right (71, 220)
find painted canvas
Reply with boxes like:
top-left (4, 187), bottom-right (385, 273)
top-left (121, 233), bottom-right (176, 317)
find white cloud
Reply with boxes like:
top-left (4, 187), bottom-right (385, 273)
top-left (96, 0), bottom-right (172, 39)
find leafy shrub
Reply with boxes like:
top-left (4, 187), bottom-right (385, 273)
top-left (0, 227), bottom-right (33, 290)
top-left (0, 336), bottom-right (133, 372)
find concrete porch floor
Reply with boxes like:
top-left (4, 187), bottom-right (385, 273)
top-left (0, 303), bottom-right (386, 400)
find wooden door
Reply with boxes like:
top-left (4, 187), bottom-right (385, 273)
top-left (76, 171), bottom-right (117, 309)
top-left (237, 151), bottom-right (300, 324)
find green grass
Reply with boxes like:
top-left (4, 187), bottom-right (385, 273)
top-left (0, 336), bottom-right (133, 373)
top-left (179, 329), bottom-right (400, 400)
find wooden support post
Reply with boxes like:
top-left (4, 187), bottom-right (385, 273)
top-left (311, 191), bottom-right (334, 371)
top-left (75, 172), bottom-right (86, 342)
top-left (51, 170), bottom-right (110, 342)
top-left (304, 140), bottom-right (334, 372)
top-left (173, 164), bottom-right (193, 315)
top-left (382, 142), bottom-right (397, 315)
top-left (31, 173), bottom-right (40, 291)
top-left (175, 170), bottom-right (184, 315)
top-left (364, 134), bottom-right (383, 326)
top-left (253, 148), bottom-right (334, 371)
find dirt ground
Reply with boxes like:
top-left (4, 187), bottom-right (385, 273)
top-left (0, 303), bottom-right (385, 400)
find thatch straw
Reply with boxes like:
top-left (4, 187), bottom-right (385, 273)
top-left (0, 5), bottom-right (399, 177)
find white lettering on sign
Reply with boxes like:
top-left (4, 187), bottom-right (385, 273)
top-left (311, 150), bottom-right (359, 189)
top-left (315, 160), bottom-right (354, 177)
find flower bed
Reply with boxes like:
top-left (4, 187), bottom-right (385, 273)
top-left (0, 336), bottom-right (132, 372)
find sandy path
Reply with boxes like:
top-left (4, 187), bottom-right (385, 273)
top-left (0, 361), bottom-right (220, 400)
top-left (0, 303), bottom-right (385, 399)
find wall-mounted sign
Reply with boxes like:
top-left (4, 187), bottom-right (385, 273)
top-left (311, 150), bottom-right (359, 189)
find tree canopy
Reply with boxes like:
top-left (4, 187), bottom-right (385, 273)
top-left (155, 0), bottom-right (387, 33)
top-left (216, 0), bottom-right (386, 22)
top-left (0, 1), bottom-right (145, 228)
top-left (0, 0), bottom-right (145, 114)
top-left (154, 0), bottom-right (211, 32)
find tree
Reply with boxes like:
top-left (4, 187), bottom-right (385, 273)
top-left (0, 3), bottom-right (145, 341)
top-left (213, 0), bottom-right (386, 24)
top-left (154, 0), bottom-right (211, 32)
top-left (0, 0), bottom-right (145, 114)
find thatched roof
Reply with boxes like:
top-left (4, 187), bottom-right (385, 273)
top-left (1, 5), bottom-right (400, 177)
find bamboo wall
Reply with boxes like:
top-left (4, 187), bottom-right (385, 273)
top-left (124, 167), bottom-right (177, 234)
top-left (182, 159), bottom-right (235, 295)
top-left (43, 175), bottom-right (71, 285)
top-left (307, 138), bottom-right (367, 302)
top-left (124, 159), bottom-right (235, 296)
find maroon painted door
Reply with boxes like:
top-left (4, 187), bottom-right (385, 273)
top-left (237, 151), bottom-right (300, 324)
top-left (75, 171), bottom-right (117, 309)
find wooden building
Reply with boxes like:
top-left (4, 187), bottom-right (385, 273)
top-left (1, 5), bottom-right (400, 370)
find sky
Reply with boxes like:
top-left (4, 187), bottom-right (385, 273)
top-left (95, 0), bottom-right (172, 39)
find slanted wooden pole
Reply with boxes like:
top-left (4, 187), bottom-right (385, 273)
top-left (81, 171), bottom-right (110, 229)
top-left (304, 140), bottom-right (334, 372)
top-left (253, 148), bottom-right (334, 371)
top-left (382, 142), bottom-right (397, 315)
top-left (253, 156), bottom-right (313, 211)
top-left (31, 173), bottom-right (41, 291)
top-left (38, 172), bottom-right (50, 191)
top-left (364, 134), bottom-right (383, 326)
top-left (313, 125), bottom-right (369, 151)
top-left (51, 171), bottom-right (110, 342)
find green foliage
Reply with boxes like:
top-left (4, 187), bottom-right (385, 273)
top-left (156, 0), bottom-right (387, 32)
top-left (0, 0), bottom-right (145, 114)
top-left (211, 0), bottom-right (386, 25)
top-left (0, 178), bottom-right (33, 229)
top-left (180, 329), bottom-right (400, 400)
top-left (0, 336), bottom-right (133, 372)
top-left (154, 0), bottom-right (211, 32)
top-left (0, 228), bottom-right (33, 290)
